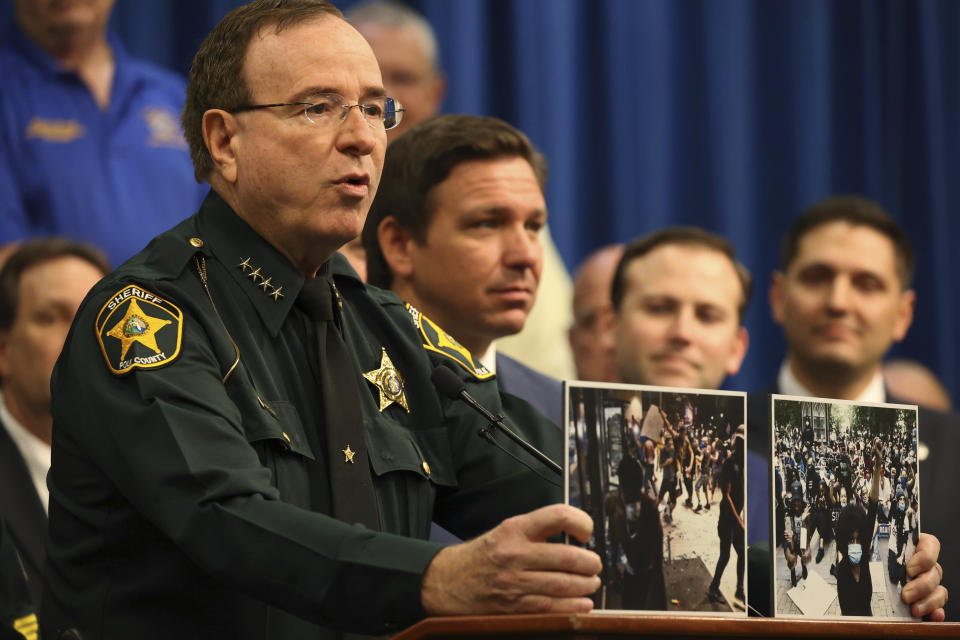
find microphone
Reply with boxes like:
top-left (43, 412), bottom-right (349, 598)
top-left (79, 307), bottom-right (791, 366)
top-left (431, 366), bottom-right (561, 476)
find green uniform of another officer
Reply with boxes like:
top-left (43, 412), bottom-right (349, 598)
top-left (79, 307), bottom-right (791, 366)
top-left (39, 2), bottom-right (603, 638)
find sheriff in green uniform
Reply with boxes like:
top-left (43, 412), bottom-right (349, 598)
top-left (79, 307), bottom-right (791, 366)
top-left (41, 2), bottom-right (601, 638)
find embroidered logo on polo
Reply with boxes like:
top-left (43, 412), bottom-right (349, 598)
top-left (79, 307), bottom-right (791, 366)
top-left (405, 303), bottom-right (493, 380)
top-left (238, 257), bottom-right (284, 301)
top-left (25, 117), bottom-right (85, 143)
top-left (363, 347), bottom-right (410, 412)
top-left (96, 285), bottom-right (183, 375)
top-left (142, 106), bottom-right (188, 149)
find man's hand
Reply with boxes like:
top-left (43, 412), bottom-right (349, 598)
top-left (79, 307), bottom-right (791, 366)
top-left (421, 504), bottom-right (602, 616)
top-left (902, 533), bottom-right (948, 620)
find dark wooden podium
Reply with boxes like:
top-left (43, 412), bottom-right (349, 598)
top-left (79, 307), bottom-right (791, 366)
top-left (392, 614), bottom-right (960, 639)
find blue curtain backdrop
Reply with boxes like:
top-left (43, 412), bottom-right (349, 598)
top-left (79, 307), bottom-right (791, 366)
top-left (3, 0), bottom-right (957, 398)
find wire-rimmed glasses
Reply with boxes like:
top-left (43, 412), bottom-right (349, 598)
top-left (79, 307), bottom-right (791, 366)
top-left (230, 93), bottom-right (404, 130)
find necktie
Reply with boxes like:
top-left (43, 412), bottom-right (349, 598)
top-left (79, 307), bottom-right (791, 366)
top-left (297, 277), bottom-right (380, 530)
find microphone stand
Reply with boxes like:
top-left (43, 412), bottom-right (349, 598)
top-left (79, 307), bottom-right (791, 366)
top-left (476, 410), bottom-right (561, 477)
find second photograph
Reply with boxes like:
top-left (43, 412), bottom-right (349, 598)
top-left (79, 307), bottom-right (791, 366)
top-left (566, 381), bottom-right (747, 616)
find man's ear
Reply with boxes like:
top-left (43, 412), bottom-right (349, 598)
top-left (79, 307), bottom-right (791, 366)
top-left (377, 216), bottom-right (416, 281)
top-left (769, 271), bottom-right (786, 325)
top-left (725, 326), bottom-right (750, 377)
top-left (891, 288), bottom-right (916, 343)
top-left (202, 109), bottom-right (239, 184)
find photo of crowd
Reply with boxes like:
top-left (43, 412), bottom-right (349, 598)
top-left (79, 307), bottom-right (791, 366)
top-left (566, 382), bottom-right (747, 615)
top-left (772, 396), bottom-right (920, 619)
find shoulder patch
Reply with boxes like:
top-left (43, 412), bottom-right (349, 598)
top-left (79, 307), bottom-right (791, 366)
top-left (95, 285), bottom-right (183, 375)
top-left (406, 303), bottom-right (493, 380)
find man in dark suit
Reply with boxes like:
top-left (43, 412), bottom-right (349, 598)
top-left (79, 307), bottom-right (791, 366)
top-left (0, 238), bottom-right (108, 609)
top-left (363, 114), bottom-right (561, 426)
top-left (765, 195), bottom-right (952, 618)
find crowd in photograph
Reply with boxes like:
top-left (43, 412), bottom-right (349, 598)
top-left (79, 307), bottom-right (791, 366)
top-left (774, 414), bottom-right (919, 616)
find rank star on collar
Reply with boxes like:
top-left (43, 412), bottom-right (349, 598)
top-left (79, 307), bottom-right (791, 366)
top-left (343, 444), bottom-right (356, 463)
top-left (363, 347), bottom-right (410, 413)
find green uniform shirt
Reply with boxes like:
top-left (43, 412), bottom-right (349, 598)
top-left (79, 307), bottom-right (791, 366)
top-left (42, 192), bottom-right (562, 639)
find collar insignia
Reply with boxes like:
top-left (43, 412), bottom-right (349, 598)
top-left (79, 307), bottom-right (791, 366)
top-left (406, 304), bottom-right (493, 380)
top-left (343, 444), bottom-right (356, 463)
top-left (96, 285), bottom-right (183, 375)
top-left (363, 347), bottom-right (410, 413)
top-left (238, 257), bottom-right (284, 301)
top-left (13, 613), bottom-right (37, 640)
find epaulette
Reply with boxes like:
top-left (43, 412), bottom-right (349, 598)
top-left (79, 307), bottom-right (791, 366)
top-left (120, 218), bottom-right (208, 282)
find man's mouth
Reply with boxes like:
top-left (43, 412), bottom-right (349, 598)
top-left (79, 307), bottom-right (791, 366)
top-left (334, 173), bottom-right (370, 198)
top-left (651, 353), bottom-right (698, 371)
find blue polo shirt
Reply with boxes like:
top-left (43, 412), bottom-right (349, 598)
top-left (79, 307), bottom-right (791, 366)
top-left (0, 26), bottom-right (207, 268)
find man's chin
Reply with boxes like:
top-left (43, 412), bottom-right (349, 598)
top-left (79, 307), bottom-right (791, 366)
top-left (639, 365), bottom-right (702, 390)
top-left (802, 348), bottom-right (864, 373)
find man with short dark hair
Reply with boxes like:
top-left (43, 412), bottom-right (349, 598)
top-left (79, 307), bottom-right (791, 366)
top-left (767, 194), bottom-right (952, 619)
top-left (42, 3), bottom-right (600, 638)
top-left (363, 113), bottom-right (561, 425)
top-left (0, 237), bottom-right (108, 608)
top-left (770, 195), bottom-right (916, 402)
top-left (611, 226), bottom-right (751, 391)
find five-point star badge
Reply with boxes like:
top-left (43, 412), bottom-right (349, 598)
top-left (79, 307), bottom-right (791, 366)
top-left (363, 347), bottom-right (410, 413)
top-left (105, 298), bottom-right (171, 360)
top-left (342, 444), bottom-right (356, 463)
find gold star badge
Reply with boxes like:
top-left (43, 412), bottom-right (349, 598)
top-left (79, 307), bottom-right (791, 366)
top-left (105, 298), bottom-right (172, 360)
top-left (343, 444), bottom-right (356, 463)
top-left (363, 347), bottom-right (410, 413)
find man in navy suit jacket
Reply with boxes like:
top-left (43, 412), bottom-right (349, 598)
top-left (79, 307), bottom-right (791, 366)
top-left (762, 195), bottom-right (951, 619)
top-left (362, 114), bottom-right (561, 426)
top-left (0, 238), bottom-right (108, 610)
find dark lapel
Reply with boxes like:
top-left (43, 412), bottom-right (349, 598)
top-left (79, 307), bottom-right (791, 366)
top-left (0, 418), bottom-right (47, 604)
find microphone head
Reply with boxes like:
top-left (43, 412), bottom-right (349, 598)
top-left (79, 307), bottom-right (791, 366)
top-left (431, 366), bottom-right (467, 399)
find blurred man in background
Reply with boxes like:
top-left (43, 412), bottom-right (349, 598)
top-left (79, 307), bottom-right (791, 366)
top-left (569, 244), bottom-right (623, 382)
top-left (766, 195), bottom-right (952, 619)
top-left (0, 0), bottom-right (206, 267)
top-left (0, 238), bottom-right (108, 610)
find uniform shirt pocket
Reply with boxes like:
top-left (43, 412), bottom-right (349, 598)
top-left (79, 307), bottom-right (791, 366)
top-left (364, 413), bottom-right (455, 538)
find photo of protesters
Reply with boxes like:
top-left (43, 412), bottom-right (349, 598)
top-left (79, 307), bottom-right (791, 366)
top-left (566, 382), bottom-right (747, 615)
top-left (771, 396), bottom-right (920, 618)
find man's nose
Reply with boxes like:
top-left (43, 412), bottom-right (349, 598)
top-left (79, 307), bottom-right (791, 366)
top-left (667, 307), bottom-right (695, 344)
top-left (335, 105), bottom-right (378, 155)
top-left (503, 225), bottom-right (540, 270)
top-left (825, 275), bottom-right (852, 313)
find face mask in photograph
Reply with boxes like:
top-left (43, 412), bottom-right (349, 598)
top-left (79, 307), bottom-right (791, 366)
top-left (847, 543), bottom-right (863, 565)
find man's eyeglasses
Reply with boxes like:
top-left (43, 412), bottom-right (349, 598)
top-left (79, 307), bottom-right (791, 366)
top-left (230, 94), bottom-right (404, 130)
